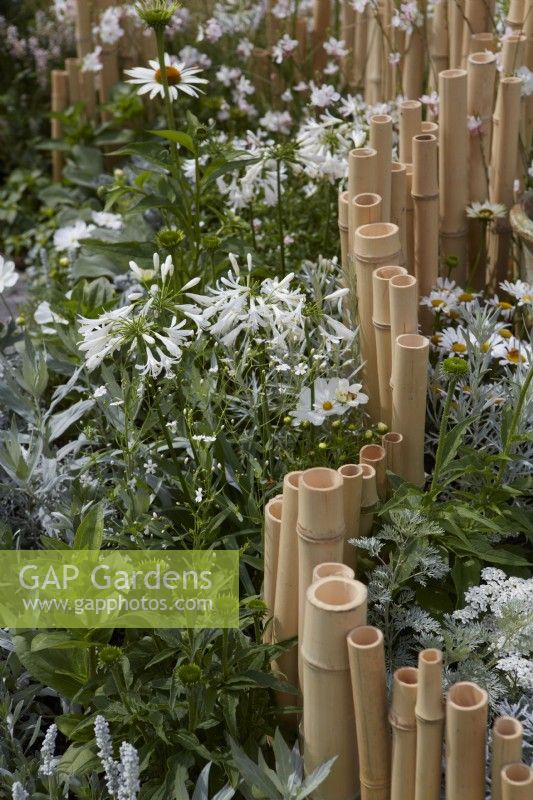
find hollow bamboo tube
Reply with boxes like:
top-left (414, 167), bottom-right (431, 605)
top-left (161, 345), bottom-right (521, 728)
top-left (467, 52), bottom-right (496, 202)
top-left (382, 431), bottom-right (404, 484)
top-left (391, 163), bottom-right (407, 264)
top-left (414, 649), bottom-right (444, 800)
top-left (302, 577), bottom-right (367, 800)
top-left (470, 31), bottom-right (496, 52)
top-left (370, 115), bottom-right (392, 221)
top-left (353, 223), bottom-right (402, 421)
top-left (449, 0), bottom-right (465, 68)
top-left (421, 120), bottom-right (439, 138)
top-left (445, 681), bottom-right (488, 800)
top-left (403, 28), bottom-right (424, 99)
top-left (365, 7), bottom-right (383, 104)
top-left (492, 718), bottom-right (524, 800)
top-left (313, 0), bottom-right (331, 74)
top-left (391, 334), bottom-right (429, 487)
top-left (79, 70), bottom-right (97, 120)
top-left (390, 667), bottom-right (418, 800)
top-left (372, 266), bottom-right (408, 426)
top-left (297, 468), bottom-right (345, 687)
top-left (75, 0), bottom-right (93, 58)
top-left (501, 764), bottom-right (533, 800)
top-left (429, 0), bottom-right (449, 89)
top-left (313, 562), bottom-right (355, 581)
top-left (487, 77), bottom-right (522, 287)
top-left (501, 33), bottom-right (526, 74)
top-left (348, 148), bottom-right (378, 202)
top-left (461, 0), bottom-right (492, 67)
top-left (353, 5), bottom-right (369, 90)
top-left (342, 0), bottom-right (357, 87)
top-left (263, 497), bottom-right (283, 642)
top-left (339, 191), bottom-right (350, 275)
top-left (272, 472), bottom-right (302, 698)
top-left (349, 192), bottom-right (382, 261)
top-left (412, 134), bottom-right (439, 330)
top-left (337, 464), bottom-right (363, 568)
top-left (65, 58), bottom-right (81, 104)
top-left (51, 70), bottom-right (69, 182)
top-left (359, 463), bottom-right (378, 536)
top-left (399, 100), bottom-right (422, 165)
top-left (389, 274), bottom-right (419, 367)
top-left (347, 626), bottom-right (391, 800)
top-left (360, 444), bottom-right (387, 499)
top-left (507, 0), bottom-right (527, 30)
top-left (439, 69), bottom-right (468, 284)
top-left (405, 165), bottom-right (415, 276)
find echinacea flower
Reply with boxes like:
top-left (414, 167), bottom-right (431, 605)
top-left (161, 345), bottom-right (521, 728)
top-left (0, 255), bottom-right (18, 293)
top-left (466, 201), bottom-right (506, 220)
top-left (125, 53), bottom-right (208, 101)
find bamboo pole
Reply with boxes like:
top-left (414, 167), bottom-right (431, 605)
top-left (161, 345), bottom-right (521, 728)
top-left (507, 0), bottom-right (527, 30)
top-left (399, 100), bottom-right (422, 165)
top-left (390, 667), bottom-right (418, 800)
top-left (470, 31), bottom-right (496, 52)
top-left (349, 192), bottom-right (382, 262)
top-left (428, 0), bottom-right (449, 89)
top-left (365, 4), bottom-right (384, 103)
top-left (449, 0), bottom-right (465, 68)
top-left (337, 464), bottom-right (364, 569)
top-left (421, 120), bottom-right (439, 138)
top-left (403, 28), bottom-right (424, 99)
top-left (391, 333), bottom-right (429, 487)
top-left (339, 191), bottom-right (350, 276)
top-left (75, 0), bottom-right (93, 59)
top-left (501, 32), bottom-right (526, 74)
top-left (353, 222), bottom-right (402, 421)
top-left (405, 165), bottom-right (415, 276)
top-left (297, 468), bottom-right (345, 687)
top-left (412, 133), bottom-right (439, 330)
top-left (313, 562), bottom-right (355, 581)
top-left (501, 764), bottom-right (533, 800)
top-left (360, 444), bottom-right (387, 499)
top-left (445, 681), bottom-right (488, 800)
top-left (313, 0), bottom-right (331, 75)
top-left (382, 431), bottom-right (404, 486)
top-left (348, 148), bottom-right (379, 203)
top-left (51, 70), bottom-right (69, 182)
top-left (439, 69), bottom-right (469, 284)
top-left (353, 5), bottom-right (369, 90)
top-left (263, 497), bottom-right (283, 642)
top-left (461, 0), bottom-right (493, 66)
top-left (391, 162), bottom-right (407, 264)
top-left (414, 649), bottom-right (444, 800)
top-left (370, 115), bottom-right (393, 221)
top-left (487, 77), bottom-right (522, 288)
top-left (342, 0), bottom-right (357, 87)
top-left (524, 3), bottom-right (533, 148)
top-left (347, 626), bottom-right (391, 800)
top-left (492, 718), bottom-right (524, 800)
top-left (272, 472), bottom-right (302, 700)
top-left (359, 463), bottom-right (378, 536)
top-left (389, 274), bottom-right (419, 369)
top-left (65, 58), bottom-right (81, 104)
top-left (302, 577), bottom-right (367, 800)
top-left (372, 265), bottom-right (408, 427)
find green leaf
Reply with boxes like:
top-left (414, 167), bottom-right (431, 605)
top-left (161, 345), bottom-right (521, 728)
top-left (73, 501), bottom-right (105, 550)
top-left (48, 399), bottom-right (95, 442)
top-left (437, 416), bottom-right (477, 476)
top-left (149, 129), bottom-right (197, 155)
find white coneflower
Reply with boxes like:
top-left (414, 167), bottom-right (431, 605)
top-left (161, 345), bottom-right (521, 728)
top-left (466, 201), bottom-right (506, 220)
top-left (125, 53), bottom-right (208, 101)
top-left (39, 723), bottom-right (59, 777)
top-left (486, 294), bottom-right (515, 320)
top-left (291, 377), bottom-right (367, 426)
top-left (0, 255), bottom-right (18, 293)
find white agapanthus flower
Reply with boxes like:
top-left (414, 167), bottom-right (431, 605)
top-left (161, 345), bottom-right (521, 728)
top-left (53, 220), bottom-right (95, 252)
top-left (291, 377), bottom-right (368, 426)
top-left (310, 82), bottom-right (341, 108)
top-left (0, 255), bottom-right (18, 293)
top-left (323, 36), bottom-right (349, 58)
top-left (271, 33), bottom-right (298, 64)
top-left (125, 53), bottom-right (208, 101)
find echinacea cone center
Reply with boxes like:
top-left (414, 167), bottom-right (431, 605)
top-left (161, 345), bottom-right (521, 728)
top-left (155, 65), bottom-right (182, 85)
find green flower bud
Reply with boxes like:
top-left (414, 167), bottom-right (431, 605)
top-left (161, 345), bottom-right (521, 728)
top-left (156, 227), bottom-right (185, 250)
top-left (377, 422), bottom-right (388, 434)
top-left (203, 234), bottom-right (222, 250)
top-left (348, 423), bottom-right (358, 432)
top-left (59, 256), bottom-right (69, 268)
top-left (246, 597), bottom-right (267, 614)
top-left (283, 416), bottom-right (292, 425)
top-left (318, 441), bottom-right (328, 450)
top-left (445, 255), bottom-right (459, 270)
top-left (364, 429), bottom-right (373, 440)
top-left (98, 645), bottom-right (122, 667)
top-left (331, 419), bottom-right (341, 429)
top-left (441, 357), bottom-right (468, 379)
top-left (176, 663), bottom-right (202, 685)
top-left (16, 315), bottom-right (26, 326)
top-left (134, 0), bottom-right (180, 29)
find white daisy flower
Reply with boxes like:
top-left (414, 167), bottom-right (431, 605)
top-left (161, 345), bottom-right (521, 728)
top-left (0, 255), bottom-right (18, 293)
top-left (492, 337), bottom-right (531, 367)
top-left (291, 377), bottom-right (366, 426)
top-left (466, 201), bottom-right (506, 220)
top-left (486, 294), bottom-right (515, 320)
top-left (499, 280), bottom-right (533, 306)
top-left (439, 326), bottom-right (469, 357)
top-left (124, 53), bottom-right (208, 101)
top-left (53, 220), bottom-right (95, 252)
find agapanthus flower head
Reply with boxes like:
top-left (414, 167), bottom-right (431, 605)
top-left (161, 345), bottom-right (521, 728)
top-left (125, 53), bottom-right (208, 100)
top-left (134, 0), bottom-right (180, 29)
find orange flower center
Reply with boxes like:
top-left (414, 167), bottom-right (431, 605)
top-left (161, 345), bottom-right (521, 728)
top-left (500, 328), bottom-right (512, 339)
top-left (522, 294), bottom-right (532, 302)
top-left (458, 292), bottom-right (474, 302)
top-left (322, 401), bottom-right (333, 411)
top-left (431, 298), bottom-right (445, 307)
top-left (506, 349), bottom-right (526, 364)
top-left (452, 342), bottom-right (467, 353)
top-left (155, 65), bottom-right (182, 85)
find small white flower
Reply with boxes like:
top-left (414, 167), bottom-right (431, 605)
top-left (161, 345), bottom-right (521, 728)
top-left (291, 377), bottom-right (367, 426)
top-left (323, 37), bottom-right (349, 58)
top-left (0, 255), bottom-right (18, 293)
top-left (499, 280), bottom-right (533, 306)
top-left (11, 783), bottom-right (29, 800)
top-left (466, 200), bottom-right (506, 220)
top-left (195, 487), bottom-right (203, 502)
top-left (310, 83), bottom-right (340, 108)
top-left (82, 46), bottom-right (103, 73)
top-left (144, 458), bottom-right (156, 475)
top-left (39, 724), bottom-right (59, 777)
top-left (388, 51), bottom-right (401, 65)
top-left (438, 326), bottom-right (469, 357)
top-left (54, 220), bottom-right (95, 252)
top-left (92, 211), bottom-right (123, 229)
top-left (93, 386), bottom-right (107, 398)
top-left (125, 53), bottom-right (208, 101)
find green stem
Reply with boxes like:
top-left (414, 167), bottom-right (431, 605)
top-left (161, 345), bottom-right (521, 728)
top-left (152, 384), bottom-right (194, 504)
top-left (276, 159), bottom-right (286, 277)
top-left (496, 362), bottom-right (533, 482)
top-left (155, 28), bottom-right (176, 133)
top-left (430, 377), bottom-right (457, 494)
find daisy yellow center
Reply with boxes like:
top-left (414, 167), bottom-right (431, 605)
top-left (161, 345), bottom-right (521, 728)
top-left (478, 208), bottom-right (493, 219)
top-left (431, 298), bottom-right (445, 307)
top-left (458, 292), bottom-right (474, 302)
top-left (155, 66), bottom-right (182, 85)
top-left (506, 349), bottom-right (526, 363)
top-left (449, 310), bottom-right (460, 320)
top-left (431, 335), bottom-right (442, 345)
top-left (322, 400), bottom-right (333, 411)
top-left (498, 301), bottom-right (513, 310)
top-left (452, 342), bottom-right (467, 353)
top-left (522, 294), bottom-right (532, 302)
top-left (500, 328), bottom-right (512, 339)
top-left (480, 341), bottom-right (490, 353)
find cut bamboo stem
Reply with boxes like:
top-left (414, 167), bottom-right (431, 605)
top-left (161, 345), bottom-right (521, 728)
top-left (263, 497), bottom-right (283, 642)
top-left (313, 562), bottom-right (355, 581)
top-left (470, 31), bottom-right (496, 53)
top-left (51, 70), bottom-right (69, 182)
top-left (347, 626), bottom-right (391, 800)
top-left (313, 0), bottom-right (331, 75)
top-left (348, 192), bottom-right (382, 268)
top-left (403, 28), bottom-right (424, 99)
top-left (501, 33), bottom-right (526, 74)
top-left (359, 464), bottom-right (378, 537)
top-left (353, 222), bottom-right (402, 421)
top-left (389, 274), bottom-right (419, 371)
top-left (399, 100), bottom-right (422, 165)
top-left (501, 764), bottom-right (533, 800)
top-left (302, 577), bottom-right (367, 800)
top-left (391, 333), bottom-right (429, 487)
top-left (337, 464), bottom-right (364, 569)
top-left (390, 666), bottom-right (418, 800)
top-left (421, 120), bottom-right (439, 139)
top-left (382, 431), bottom-right (404, 488)
top-left (492, 717), bottom-right (524, 800)
top-left (341, 0), bottom-right (357, 87)
top-left (391, 162), bottom-right (407, 264)
top-left (461, 0), bottom-right (493, 66)
top-left (366, 6), bottom-right (384, 103)
top-left (414, 649), bottom-right (444, 800)
top-left (353, 5), bottom-right (369, 90)
top-left (370, 115), bottom-right (393, 221)
top-left (412, 133), bottom-right (439, 330)
top-left (297, 468), bottom-right (345, 688)
top-left (273, 472), bottom-right (302, 700)
top-left (507, 0), bottom-right (527, 30)
top-left (439, 69), bottom-right (469, 284)
top-left (372, 265), bottom-right (408, 426)
top-left (75, 0), bottom-right (93, 59)
top-left (348, 148), bottom-right (379, 202)
top-left (445, 681), bottom-right (489, 800)
top-left (405, 165), bottom-right (415, 276)
top-left (339, 191), bottom-right (350, 276)
top-left (65, 58), bottom-right (81, 104)
top-left (429, 0), bottom-right (449, 88)
top-left (360, 444), bottom-right (387, 499)
top-left (449, 0), bottom-right (465, 69)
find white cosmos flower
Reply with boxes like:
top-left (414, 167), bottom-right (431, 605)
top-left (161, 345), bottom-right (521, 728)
top-left (53, 220), bottom-right (95, 252)
top-left (92, 211), bottom-right (123, 229)
top-left (0, 255), bottom-right (18, 293)
top-left (125, 53), bottom-right (208, 101)
top-left (291, 378), bottom-right (367, 426)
